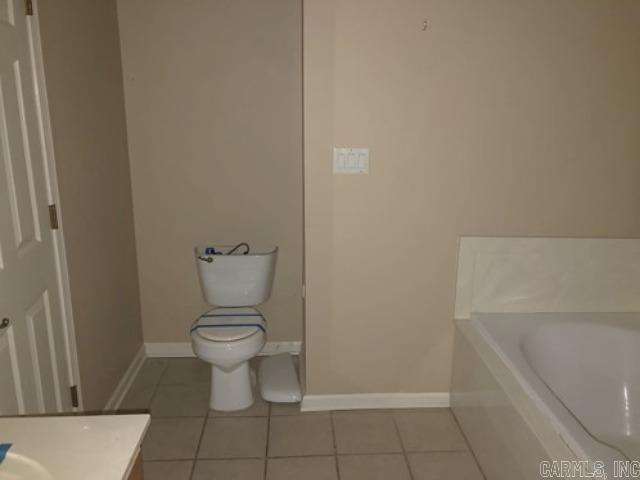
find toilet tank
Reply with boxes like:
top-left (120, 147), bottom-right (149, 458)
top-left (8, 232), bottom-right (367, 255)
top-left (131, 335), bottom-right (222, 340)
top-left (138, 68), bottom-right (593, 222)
top-left (195, 245), bottom-right (278, 306)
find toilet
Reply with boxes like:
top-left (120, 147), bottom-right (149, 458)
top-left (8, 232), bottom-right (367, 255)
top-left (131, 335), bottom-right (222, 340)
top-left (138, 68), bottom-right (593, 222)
top-left (190, 244), bottom-right (277, 411)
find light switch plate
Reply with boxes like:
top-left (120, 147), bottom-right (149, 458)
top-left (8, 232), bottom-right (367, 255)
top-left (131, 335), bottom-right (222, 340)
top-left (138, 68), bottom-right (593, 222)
top-left (333, 147), bottom-right (369, 174)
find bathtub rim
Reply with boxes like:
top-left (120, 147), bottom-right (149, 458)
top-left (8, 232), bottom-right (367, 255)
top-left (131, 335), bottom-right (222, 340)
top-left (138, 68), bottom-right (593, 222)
top-left (469, 311), bottom-right (640, 468)
top-left (454, 317), bottom-right (580, 463)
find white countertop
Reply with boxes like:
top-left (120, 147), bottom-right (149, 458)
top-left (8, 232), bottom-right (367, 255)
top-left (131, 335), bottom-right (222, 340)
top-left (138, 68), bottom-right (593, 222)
top-left (0, 414), bottom-right (150, 480)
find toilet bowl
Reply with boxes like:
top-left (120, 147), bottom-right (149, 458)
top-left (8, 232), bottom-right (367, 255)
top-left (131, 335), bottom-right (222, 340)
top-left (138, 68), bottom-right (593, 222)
top-left (191, 245), bottom-right (277, 411)
top-left (191, 307), bottom-right (266, 411)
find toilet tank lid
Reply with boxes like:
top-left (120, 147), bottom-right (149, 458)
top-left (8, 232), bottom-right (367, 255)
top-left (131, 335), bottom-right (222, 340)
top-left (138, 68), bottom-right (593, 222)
top-left (191, 307), bottom-right (266, 342)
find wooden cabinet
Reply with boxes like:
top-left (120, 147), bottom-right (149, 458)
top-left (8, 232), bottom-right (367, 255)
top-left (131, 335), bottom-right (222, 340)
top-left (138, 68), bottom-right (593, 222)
top-left (127, 451), bottom-right (144, 480)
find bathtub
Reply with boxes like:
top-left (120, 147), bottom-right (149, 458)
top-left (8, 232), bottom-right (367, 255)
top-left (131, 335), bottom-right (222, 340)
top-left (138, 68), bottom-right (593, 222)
top-left (451, 312), bottom-right (639, 480)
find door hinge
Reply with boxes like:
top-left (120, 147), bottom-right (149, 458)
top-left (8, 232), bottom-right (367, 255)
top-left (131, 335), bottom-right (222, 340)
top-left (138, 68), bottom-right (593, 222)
top-left (25, 0), bottom-right (33, 16)
top-left (70, 385), bottom-right (79, 408)
top-left (48, 204), bottom-right (59, 230)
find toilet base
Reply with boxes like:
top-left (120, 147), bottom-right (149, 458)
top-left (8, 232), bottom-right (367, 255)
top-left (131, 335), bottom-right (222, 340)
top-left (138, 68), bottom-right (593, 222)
top-left (210, 361), bottom-right (254, 411)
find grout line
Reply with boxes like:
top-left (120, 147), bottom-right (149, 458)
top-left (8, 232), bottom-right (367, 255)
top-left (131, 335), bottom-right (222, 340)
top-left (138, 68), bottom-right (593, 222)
top-left (143, 459), bottom-right (197, 463)
top-left (192, 452), bottom-right (441, 461)
top-left (144, 359), bottom-right (169, 412)
top-left (208, 414), bottom-right (270, 418)
top-left (267, 454), bottom-right (338, 460)
top-left (391, 410), bottom-right (415, 480)
top-left (152, 415), bottom-right (211, 418)
top-left (154, 358), bottom-right (172, 386)
top-left (329, 411), bottom-right (338, 454)
top-left (329, 411), bottom-right (341, 480)
top-left (451, 409), bottom-right (488, 480)
top-left (187, 426), bottom-right (207, 480)
top-left (334, 451), bottom-right (421, 458)
top-left (264, 400), bottom-right (272, 480)
top-left (187, 394), bottom-right (210, 480)
top-left (156, 382), bottom-right (210, 387)
top-left (151, 413), bottom-right (269, 419)
top-left (404, 447), bottom-right (472, 454)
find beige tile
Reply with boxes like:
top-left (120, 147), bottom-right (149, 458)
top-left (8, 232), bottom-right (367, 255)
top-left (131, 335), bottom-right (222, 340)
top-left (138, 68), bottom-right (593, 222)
top-left (134, 358), bottom-right (169, 388)
top-left (160, 358), bottom-right (210, 385)
top-left (210, 394), bottom-right (269, 417)
top-left (333, 411), bottom-right (402, 454)
top-left (142, 417), bottom-right (205, 460)
top-left (119, 384), bottom-right (155, 412)
top-left (268, 414), bottom-right (334, 457)
top-left (151, 384), bottom-right (209, 417)
top-left (338, 454), bottom-right (412, 480)
top-left (393, 409), bottom-right (467, 452)
top-left (267, 456), bottom-right (337, 480)
top-left (142, 460), bottom-right (193, 480)
top-left (198, 417), bottom-right (268, 459)
top-left (192, 459), bottom-right (264, 480)
top-left (408, 452), bottom-right (484, 480)
top-left (118, 359), bottom-right (169, 412)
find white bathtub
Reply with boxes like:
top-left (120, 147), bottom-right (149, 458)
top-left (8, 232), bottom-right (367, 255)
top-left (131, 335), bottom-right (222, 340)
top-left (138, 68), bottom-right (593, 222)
top-left (452, 312), bottom-right (639, 479)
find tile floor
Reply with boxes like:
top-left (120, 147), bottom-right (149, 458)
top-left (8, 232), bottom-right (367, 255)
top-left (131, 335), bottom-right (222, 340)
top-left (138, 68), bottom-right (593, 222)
top-left (119, 358), bottom-right (485, 480)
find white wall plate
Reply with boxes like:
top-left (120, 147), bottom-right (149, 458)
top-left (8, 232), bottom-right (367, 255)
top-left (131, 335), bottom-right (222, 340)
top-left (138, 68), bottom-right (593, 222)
top-left (333, 147), bottom-right (369, 174)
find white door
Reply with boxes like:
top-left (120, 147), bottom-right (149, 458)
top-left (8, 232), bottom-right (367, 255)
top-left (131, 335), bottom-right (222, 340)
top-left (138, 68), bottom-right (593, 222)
top-left (0, 0), bottom-right (75, 414)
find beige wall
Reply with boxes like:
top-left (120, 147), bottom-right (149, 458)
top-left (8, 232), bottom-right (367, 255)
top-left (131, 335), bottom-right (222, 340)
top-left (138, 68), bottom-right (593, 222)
top-left (304, 0), bottom-right (640, 394)
top-left (117, 0), bottom-right (303, 343)
top-left (38, 0), bottom-right (143, 409)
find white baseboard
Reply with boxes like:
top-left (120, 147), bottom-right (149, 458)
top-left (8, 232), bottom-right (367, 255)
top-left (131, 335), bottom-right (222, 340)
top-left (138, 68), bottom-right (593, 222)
top-left (301, 392), bottom-right (450, 412)
top-left (105, 343), bottom-right (448, 414)
top-left (104, 344), bottom-right (146, 411)
top-left (144, 341), bottom-right (302, 358)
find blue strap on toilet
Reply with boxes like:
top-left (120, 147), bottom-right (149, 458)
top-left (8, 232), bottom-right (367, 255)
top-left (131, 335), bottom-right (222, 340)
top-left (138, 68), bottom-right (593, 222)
top-left (191, 312), bottom-right (266, 334)
top-left (191, 323), bottom-right (266, 333)
top-left (200, 312), bottom-right (266, 322)
top-left (0, 443), bottom-right (11, 464)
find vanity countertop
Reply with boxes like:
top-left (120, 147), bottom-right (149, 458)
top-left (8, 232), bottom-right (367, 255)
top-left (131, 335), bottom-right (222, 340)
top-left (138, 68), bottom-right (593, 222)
top-left (0, 414), bottom-right (150, 480)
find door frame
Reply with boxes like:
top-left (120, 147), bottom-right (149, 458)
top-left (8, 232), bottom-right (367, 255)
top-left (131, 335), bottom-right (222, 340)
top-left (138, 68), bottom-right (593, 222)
top-left (21, 0), bottom-right (83, 410)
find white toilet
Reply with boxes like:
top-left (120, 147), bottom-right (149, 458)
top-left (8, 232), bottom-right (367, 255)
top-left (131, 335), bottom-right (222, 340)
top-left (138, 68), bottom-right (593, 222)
top-left (191, 244), bottom-right (277, 411)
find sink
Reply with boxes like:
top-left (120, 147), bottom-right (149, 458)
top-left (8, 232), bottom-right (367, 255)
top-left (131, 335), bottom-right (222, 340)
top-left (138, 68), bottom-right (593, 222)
top-left (0, 452), bottom-right (53, 480)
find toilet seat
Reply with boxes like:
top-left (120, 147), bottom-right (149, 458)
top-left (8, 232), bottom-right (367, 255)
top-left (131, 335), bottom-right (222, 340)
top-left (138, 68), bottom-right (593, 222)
top-left (192, 307), bottom-right (266, 342)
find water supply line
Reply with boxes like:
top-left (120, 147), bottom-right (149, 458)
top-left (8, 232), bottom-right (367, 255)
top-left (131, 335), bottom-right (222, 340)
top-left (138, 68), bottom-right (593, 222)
top-left (227, 242), bottom-right (250, 255)
top-left (197, 242), bottom-right (250, 263)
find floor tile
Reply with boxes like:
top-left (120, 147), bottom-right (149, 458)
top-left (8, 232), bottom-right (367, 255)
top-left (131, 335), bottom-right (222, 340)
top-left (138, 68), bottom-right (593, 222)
top-left (192, 459), bottom-right (264, 480)
top-left (119, 384), bottom-right (155, 411)
top-left (198, 417), bottom-right (268, 459)
top-left (338, 454), bottom-right (412, 480)
top-left (118, 359), bottom-right (170, 412)
top-left (333, 411), bottom-right (402, 454)
top-left (393, 409), bottom-right (467, 452)
top-left (210, 393), bottom-right (269, 417)
top-left (408, 451), bottom-right (484, 479)
top-left (142, 417), bottom-right (205, 461)
top-left (134, 358), bottom-right (169, 388)
top-left (142, 460), bottom-right (193, 480)
top-left (266, 456), bottom-right (338, 480)
top-left (160, 358), bottom-right (210, 385)
top-left (151, 384), bottom-right (209, 417)
top-left (268, 414), bottom-right (334, 457)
